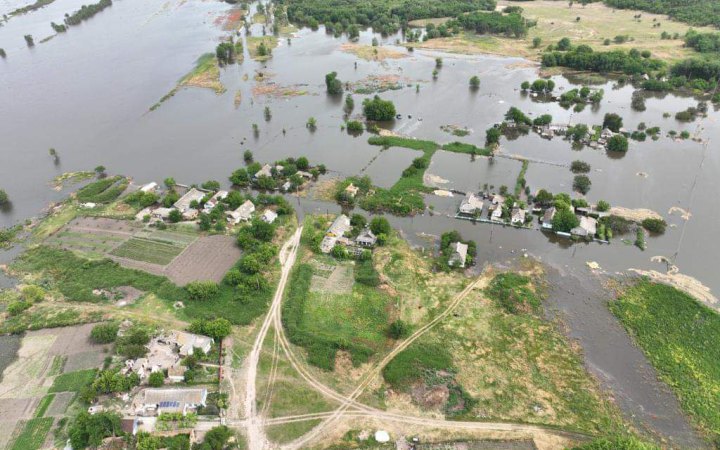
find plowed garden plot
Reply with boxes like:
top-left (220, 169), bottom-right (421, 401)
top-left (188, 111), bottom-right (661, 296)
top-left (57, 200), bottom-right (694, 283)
top-left (164, 235), bottom-right (241, 285)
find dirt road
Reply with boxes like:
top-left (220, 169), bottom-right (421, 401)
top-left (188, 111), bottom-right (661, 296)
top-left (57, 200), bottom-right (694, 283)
top-left (243, 228), bottom-right (302, 450)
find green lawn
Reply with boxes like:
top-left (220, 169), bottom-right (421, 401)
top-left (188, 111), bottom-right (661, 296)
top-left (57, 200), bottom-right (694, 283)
top-left (610, 281), bottom-right (720, 440)
top-left (49, 369), bottom-right (97, 394)
top-left (10, 417), bottom-right (54, 450)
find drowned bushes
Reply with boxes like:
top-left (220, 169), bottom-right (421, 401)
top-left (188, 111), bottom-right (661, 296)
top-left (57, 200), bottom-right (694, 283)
top-left (282, 264), bottom-right (374, 370)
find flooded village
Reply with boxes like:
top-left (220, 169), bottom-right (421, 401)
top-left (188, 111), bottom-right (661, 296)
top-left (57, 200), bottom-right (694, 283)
top-left (1, 0), bottom-right (720, 448)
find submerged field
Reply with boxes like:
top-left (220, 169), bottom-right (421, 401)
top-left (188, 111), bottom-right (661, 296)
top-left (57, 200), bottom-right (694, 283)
top-left (611, 281), bottom-right (720, 442)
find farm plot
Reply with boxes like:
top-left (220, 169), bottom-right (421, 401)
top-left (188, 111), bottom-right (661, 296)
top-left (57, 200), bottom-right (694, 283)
top-left (9, 417), bottom-right (53, 450)
top-left (45, 217), bottom-right (142, 259)
top-left (110, 237), bottom-right (185, 265)
top-left (310, 260), bottom-right (354, 295)
top-left (163, 235), bottom-right (241, 285)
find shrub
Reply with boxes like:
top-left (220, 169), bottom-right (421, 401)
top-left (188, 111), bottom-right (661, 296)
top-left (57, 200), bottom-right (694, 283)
top-left (90, 322), bottom-right (120, 344)
top-left (186, 281), bottom-right (220, 301)
top-left (362, 95), bottom-right (396, 121)
top-left (148, 371), bottom-right (165, 388)
top-left (346, 120), bottom-right (364, 133)
top-left (570, 160), bottom-right (591, 173)
top-left (607, 135), bottom-right (629, 153)
top-left (603, 113), bottom-right (623, 132)
top-left (0, 189), bottom-right (9, 205)
top-left (642, 218), bottom-right (667, 234)
top-left (7, 301), bottom-right (31, 316)
top-left (486, 273), bottom-right (540, 314)
top-left (596, 200), bottom-right (610, 212)
top-left (387, 320), bottom-right (411, 339)
top-left (189, 318), bottom-right (231, 340)
top-left (354, 260), bottom-right (380, 286)
top-left (573, 175), bottom-right (592, 194)
top-left (21, 285), bottom-right (46, 302)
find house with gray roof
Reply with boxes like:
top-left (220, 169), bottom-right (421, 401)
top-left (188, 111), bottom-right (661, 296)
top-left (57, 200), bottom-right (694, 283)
top-left (448, 242), bottom-right (469, 268)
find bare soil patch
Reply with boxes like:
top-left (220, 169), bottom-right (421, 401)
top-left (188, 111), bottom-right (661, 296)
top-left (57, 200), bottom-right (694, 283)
top-left (0, 398), bottom-right (33, 449)
top-left (45, 391), bottom-right (74, 416)
top-left (164, 235), bottom-right (241, 285)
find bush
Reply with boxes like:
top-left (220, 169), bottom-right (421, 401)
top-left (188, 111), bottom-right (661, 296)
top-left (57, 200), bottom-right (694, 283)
top-left (603, 113), bottom-right (623, 132)
top-left (7, 301), bottom-right (31, 316)
top-left (148, 371), bottom-right (165, 387)
top-left (387, 320), bottom-right (410, 339)
top-left (382, 344), bottom-right (453, 389)
top-left (189, 318), bottom-right (231, 340)
top-left (90, 322), bottom-right (120, 344)
top-left (0, 189), bottom-right (8, 205)
top-left (485, 273), bottom-right (540, 314)
top-left (186, 281), bottom-right (220, 301)
top-left (573, 175), bottom-right (592, 195)
top-left (642, 218), bottom-right (667, 234)
top-left (354, 260), bottom-right (380, 286)
top-left (607, 135), bottom-right (629, 153)
top-left (346, 120), bottom-right (364, 133)
top-left (21, 285), bottom-right (46, 302)
top-left (369, 217), bottom-right (391, 236)
top-left (570, 160), bottom-right (591, 174)
top-left (596, 200), bottom-right (610, 212)
top-left (362, 95), bottom-right (396, 121)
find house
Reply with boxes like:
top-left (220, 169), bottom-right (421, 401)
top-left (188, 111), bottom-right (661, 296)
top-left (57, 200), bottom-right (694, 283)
top-left (320, 236), bottom-right (338, 254)
top-left (490, 205), bottom-right (503, 222)
top-left (226, 200), bottom-right (255, 224)
top-left (448, 242), bottom-right (468, 268)
top-left (542, 207), bottom-right (556, 230)
top-left (458, 193), bottom-right (484, 216)
top-left (167, 365), bottom-right (187, 383)
top-left (135, 207), bottom-right (153, 221)
top-left (275, 165), bottom-right (284, 173)
top-left (281, 181), bottom-right (292, 192)
top-left (510, 205), bottom-right (526, 225)
top-left (203, 191), bottom-right (228, 212)
top-left (173, 188), bottom-right (205, 217)
top-left (172, 331), bottom-right (213, 356)
top-left (254, 164), bottom-right (272, 179)
top-left (355, 228), bottom-right (377, 247)
top-left (491, 194), bottom-right (505, 206)
top-left (344, 183), bottom-right (359, 198)
top-left (141, 388), bottom-right (207, 416)
top-left (598, 128), bottom-right (614, 145)
top-left (297, 171), bottom-right (313, 179)
top-left (327, 214), bottom-right (351, 237)
top-left (261, 209), bottom-right (278, 224)
top-left (571, 216), bottom-right (597, 238)
top-left (151, 207), bottom-right (174, 220)
top-left (140, 182), bottom-right (158, 193)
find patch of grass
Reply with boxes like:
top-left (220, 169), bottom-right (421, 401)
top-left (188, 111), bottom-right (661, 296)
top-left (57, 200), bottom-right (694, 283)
top-left (485, 272), bottom-right (541, 314)
top-left (266, 420), bottom-right (322, 444)
top-left (47, 355), bottom-right (66, 376)
top-left (368, 135), bottom-right (439, 152)
top-left (282, 258), bottom-right (392, 370)
top-left (76, 176), bottom-right (128, 204)
top-left (441, 141), bottom-right (491, 156)
top-left (110, 237), bottom-right (184, 265)
top-left (9, 417), bottom-right (54, 450)
top-left (14, 246), bottom-right (186, 303)
top-left (179, 53), bottom-right (225, 94)
top-left (0, 304), bottom-right (103, 335)
top-left (382, 343), bottom-right (453, 388)
top-left (49, 369), bottom-right (97, 393)
top-left (247, 36), bottom-right (278, 61)
top-left (610, 281), bottom-right (720, 439)
top-left (515, 160), bottom-right (529, 196)
top-left (34, 394), bottom-right (55, 418)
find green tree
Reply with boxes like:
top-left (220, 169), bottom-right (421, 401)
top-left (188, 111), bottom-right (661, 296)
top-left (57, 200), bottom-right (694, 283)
top-left (325, 71), bottom-right (343, 95)
top-left (642, 218), bottom-right (667, 234)
top-left (164, 177), bottom-right (176, 189)
top-left (596, 200), bottom-right (610, 212)
top-left (148, 371), bottom-right (165, 388)
top-left (243, 150), bottom-right (253, 163)
top-left (229, 168), bottom-right (250, 186)
top-left (196, 426), bottom-right (234, 450)
top-left (486, 127), bottom-right (501, 146)
top-left (344, 94), bottom-right (355, 115)
top-left (296, 156), bottom-right (309, 170)
top-left (607, 134), bottom-right (629, 152)
top-left (90, 322), bottom-right (119, 344)
top-left (532, 36), bottom-right (542, 48)
top-left (552, 207), bottom-right (580, 232)
top-left (189, 318), bottom-right (232, 340)
top-left (168, 209), bottom-right (182, 223)
top-left (603, 113), bottom-right (623, 132)
top-left (469, 75), bottom-right (480, 89)
top-left (520, 81), bottom-right (530, 91)
top-left (69, 411), bottom-right (122, 449)
top-left (306, 117), bottom-right (317, 130)
top-left (573, 175), bottom-right (592, 194)
top-left (387, 320), bottom-right (410, 339)
top-left (369, 216), bottom-right (391, 236)
top-left (362, 95), bottom-right (396, 121)
top-left (557, 37), bottom-right (572, 50)
top-left (186, 281), bottom-right (219, 301)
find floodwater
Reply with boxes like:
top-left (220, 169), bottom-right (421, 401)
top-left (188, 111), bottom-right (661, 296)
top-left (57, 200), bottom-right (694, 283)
top-left (1, 0), bottom-right (719, 444)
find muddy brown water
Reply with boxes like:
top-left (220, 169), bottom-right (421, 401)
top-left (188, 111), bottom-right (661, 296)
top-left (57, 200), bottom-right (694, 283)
top-left (1, 0), bottom-right (718, 444)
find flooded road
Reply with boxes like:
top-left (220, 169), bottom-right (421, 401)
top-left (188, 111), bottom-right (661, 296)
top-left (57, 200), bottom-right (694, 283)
top-left (1, 0), bottom-right (719, 444)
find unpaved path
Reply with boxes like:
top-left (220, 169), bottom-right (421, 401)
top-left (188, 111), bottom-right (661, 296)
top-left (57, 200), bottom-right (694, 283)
top-left (244, 228), bottom-right (302, 450)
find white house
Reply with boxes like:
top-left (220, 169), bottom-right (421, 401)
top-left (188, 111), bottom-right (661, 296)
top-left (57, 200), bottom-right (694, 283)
top-left (458, 193), bottom-right (483, 216)
top-left (448, 242), bottom-right (468, 268)
top-left (254, 164), bottom-right (272, 179)
top-left (261, 209), bottom-right (278, 224)
top-left (226, 200), bottom-right (255, 224)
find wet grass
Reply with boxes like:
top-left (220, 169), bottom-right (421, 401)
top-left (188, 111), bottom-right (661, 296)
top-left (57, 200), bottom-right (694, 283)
top-left (110, 237), bottom-right (185, 265)
top-left (610, 281), bottom-right (720, 440)
top-left (441, 141), bottom-right (491, 156)
top-left (9, 417), bottom-right (54, 450)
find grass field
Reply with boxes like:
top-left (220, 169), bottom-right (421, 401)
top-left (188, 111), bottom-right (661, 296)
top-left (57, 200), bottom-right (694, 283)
top-left (9, 417), bottom-right (54, 450)
top-left (48, 369), bottom-right (97, 394)
top-left (33, 394), bottom-right (55, 418)
top-left (610, 280), bottom-right (720, 440)
top-left (381, 266), bottom-right (624, 433)
top-left (409, 1), bottom-right (715, 64)
top-left (247, 36), bottom-right (278, 61)
top-left (180, 53), bottom-right (225, 94)
top-left (111, 237), bottom-right (185, 265)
